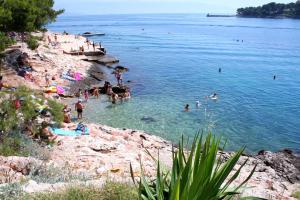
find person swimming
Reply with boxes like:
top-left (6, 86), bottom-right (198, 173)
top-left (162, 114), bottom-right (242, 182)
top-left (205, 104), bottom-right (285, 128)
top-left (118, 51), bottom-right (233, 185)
top-left (210, 93), bottom-right (218, 100)
top-left (185, 104), bottom-right (189, 112)
top-left (196, 101), bottom-right (201, 108)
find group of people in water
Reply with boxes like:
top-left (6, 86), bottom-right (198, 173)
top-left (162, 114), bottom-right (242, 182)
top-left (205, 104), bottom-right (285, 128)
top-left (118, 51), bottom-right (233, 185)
top-left (67, 79), bottom-right (131, 122)
top-left (184, 93), bottom-right (218, 112)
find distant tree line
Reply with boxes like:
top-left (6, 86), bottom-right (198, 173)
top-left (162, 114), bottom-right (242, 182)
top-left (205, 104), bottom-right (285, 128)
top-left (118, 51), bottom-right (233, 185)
top-left (0, 0), bottom-right (63, 51)
top-left (237, 1), bottom-right (300, 18)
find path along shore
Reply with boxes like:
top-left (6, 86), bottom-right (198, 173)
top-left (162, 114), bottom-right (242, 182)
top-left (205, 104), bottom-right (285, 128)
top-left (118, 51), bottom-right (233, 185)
top-left (0, 32), bottom-right (299, 199)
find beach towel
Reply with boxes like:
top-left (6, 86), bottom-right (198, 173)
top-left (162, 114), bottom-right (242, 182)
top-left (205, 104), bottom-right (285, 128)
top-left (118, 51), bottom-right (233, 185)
top-left (50, 127), bottom-right (89, 136)
top-left (56, 86), bottom-right (65, 94)
top-left (45, 86), bottom-right (57, 93)
top-left (62, 74), bottom-right (76, 81)
top-left (74, 73), bottom-right (81, 81)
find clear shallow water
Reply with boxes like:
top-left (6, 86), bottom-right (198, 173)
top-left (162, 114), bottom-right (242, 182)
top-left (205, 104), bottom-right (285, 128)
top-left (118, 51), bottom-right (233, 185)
top-left (49, 14), bottom-right (300, 153)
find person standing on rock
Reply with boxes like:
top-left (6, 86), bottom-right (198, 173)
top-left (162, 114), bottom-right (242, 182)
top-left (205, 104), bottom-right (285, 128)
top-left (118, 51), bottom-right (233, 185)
top-left (92, 42), bottom-right (96, 51)
top-left (54, 34), bottom-right (58, 43)
top-left (115, 70), bottom-right (123, 86)
top-left (44, 70), bottom-right (50, 87)
top-left (47, 35), bottom-right (52, 45)
top-left (75, 99), bottom-right (84, 119)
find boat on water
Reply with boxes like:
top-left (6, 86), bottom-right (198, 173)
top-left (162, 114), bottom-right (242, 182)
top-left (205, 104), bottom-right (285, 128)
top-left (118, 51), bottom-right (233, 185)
top-left (206, 13), bottom-right (236, 17)
top-left (81, 32), bottom-right (105, 37)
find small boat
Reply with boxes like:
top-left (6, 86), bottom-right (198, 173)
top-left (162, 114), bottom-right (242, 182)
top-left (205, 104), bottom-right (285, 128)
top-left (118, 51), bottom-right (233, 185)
top-left (82, 32), bottom-right (105, 37)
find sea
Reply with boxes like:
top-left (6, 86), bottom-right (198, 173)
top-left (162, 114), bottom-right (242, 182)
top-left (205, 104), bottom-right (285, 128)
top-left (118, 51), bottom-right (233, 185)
top-left (48, 14), bottom-right (300, 153)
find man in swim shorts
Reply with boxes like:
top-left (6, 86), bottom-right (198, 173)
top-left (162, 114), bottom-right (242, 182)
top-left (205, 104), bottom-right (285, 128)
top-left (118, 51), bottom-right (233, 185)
top-left (75, 99), bottom-right (84, 119)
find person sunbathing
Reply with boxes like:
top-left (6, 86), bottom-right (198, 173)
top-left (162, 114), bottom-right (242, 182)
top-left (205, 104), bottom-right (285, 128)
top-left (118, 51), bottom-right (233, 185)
top-left (41, 122), bottom-right (57, 142)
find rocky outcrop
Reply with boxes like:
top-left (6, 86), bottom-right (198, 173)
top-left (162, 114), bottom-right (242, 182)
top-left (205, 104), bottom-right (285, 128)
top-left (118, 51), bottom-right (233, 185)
top-left (256, 149), bottom-right (300, 183)
top-left (0, 156), bottom-right (42, 184)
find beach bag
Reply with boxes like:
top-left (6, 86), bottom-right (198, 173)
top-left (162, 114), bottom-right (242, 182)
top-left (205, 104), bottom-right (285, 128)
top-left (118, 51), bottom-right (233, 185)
top-left (75, 123), bottom-right (86, 135)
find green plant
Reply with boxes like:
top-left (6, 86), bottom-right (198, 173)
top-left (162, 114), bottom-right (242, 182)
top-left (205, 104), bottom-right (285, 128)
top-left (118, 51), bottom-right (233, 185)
top-left (0, 182), bottom-right (23, 200)
top-left (21, 182), bottom-right (138, 200)
top-left (0, 32), bottom-right (14, 52)
top-left (0, 0), bottom-right (64, 32)
top-left (132, 133), bottom-right (256, 200)
top-left (292, 189), bottom-right (300, 200)
top-left (100, 181), bottom-right (138, 200)
top-left (0, 130), bottom-right (50, 158)
top-left (29, 163), bottom-right (90, 184)
top-left (47, 99), bottom-right (64, 124)
top-left (0, 133), bottom-right (27, 156)
top-left (26, 36), bottom-right (39, 50)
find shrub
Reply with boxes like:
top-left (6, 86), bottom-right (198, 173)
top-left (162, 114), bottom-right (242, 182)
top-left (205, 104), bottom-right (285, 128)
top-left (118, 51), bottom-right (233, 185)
top-left (0, 183), bottom-right (23, 200)
top-left (26, 36), bottom-right (39, 50)
top-left (292, 189), bottom-right (300, 200)
top-left (29, 163), bottom-right (89, 184)
top-left (47, 99), bottom-right (64, 124)
top-left (0, 32), bottom-right (14, 52)
top-left (132, 133), bottom-right (257, 200)
top-left (0, 133), bottom-right (28, 156)
top-left (100, 181), bottom-right (138, 200)
top-left (21, 182), bottom-right (138, 200)
top-left (0, 131), bottom-right (50, 158)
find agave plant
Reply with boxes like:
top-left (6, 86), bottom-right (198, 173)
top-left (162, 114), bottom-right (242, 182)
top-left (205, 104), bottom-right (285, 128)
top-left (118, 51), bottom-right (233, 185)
top-left (131, 133), bottom-right (260, 200)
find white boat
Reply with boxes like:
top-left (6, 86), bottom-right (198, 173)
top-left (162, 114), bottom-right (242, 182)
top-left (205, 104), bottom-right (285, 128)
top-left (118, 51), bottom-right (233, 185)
top-left (82, 32), bottom-right (105, 37)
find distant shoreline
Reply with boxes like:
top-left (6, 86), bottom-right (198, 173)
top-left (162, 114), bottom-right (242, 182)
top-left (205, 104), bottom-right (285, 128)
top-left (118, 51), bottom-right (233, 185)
top-left (206, 13), bottom-right (300, 19)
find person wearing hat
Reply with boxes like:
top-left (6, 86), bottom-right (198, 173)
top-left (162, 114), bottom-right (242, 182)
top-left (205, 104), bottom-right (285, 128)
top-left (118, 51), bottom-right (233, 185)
top-left (75, 99), bottom-right (84, 119)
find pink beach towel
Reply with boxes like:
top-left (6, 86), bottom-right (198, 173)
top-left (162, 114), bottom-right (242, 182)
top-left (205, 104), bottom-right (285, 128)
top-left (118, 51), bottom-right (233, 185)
top-left (56, 86), bottom-right (65, 94)
top-left (74, 73), bottom-right (81, 81)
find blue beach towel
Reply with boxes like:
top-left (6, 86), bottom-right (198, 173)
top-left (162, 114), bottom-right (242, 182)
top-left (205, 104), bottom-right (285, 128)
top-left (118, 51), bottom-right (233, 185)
top-left (50, 128), bottom-right (89, 136)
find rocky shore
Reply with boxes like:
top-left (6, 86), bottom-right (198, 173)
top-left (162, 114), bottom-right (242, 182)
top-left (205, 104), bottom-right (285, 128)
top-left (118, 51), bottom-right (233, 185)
top-left (0, 123), bottom-right (299, 199)
top-left (0, 32), bottom-right (299, 199)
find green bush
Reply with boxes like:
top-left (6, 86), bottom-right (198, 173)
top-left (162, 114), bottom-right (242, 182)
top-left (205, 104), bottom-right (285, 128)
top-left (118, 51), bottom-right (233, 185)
top-left (21, 182), bottom-right (138, 200)
top-left (0, 32), bottom-right (14, 52)
top-left (47, 99), bottom-right (64, 124)
top-left (99, 181), bottom-right (138, 200)
top-left (132, 133), bottom-right (257, 200)
top-left (26, 36), bottom-right (39, 50)
top-left (0, 0), bottom-right (64, 32)
top-left (0, 131), bottom-right (50, 158)
top-left (0, 133), bottom-right (28, 156)
top-left (292, 190), bottom-right (300, 200)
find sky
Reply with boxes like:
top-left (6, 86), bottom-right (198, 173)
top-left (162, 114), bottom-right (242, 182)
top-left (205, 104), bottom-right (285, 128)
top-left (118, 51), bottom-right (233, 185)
top-left (54, 0), bottom-right (295, 15)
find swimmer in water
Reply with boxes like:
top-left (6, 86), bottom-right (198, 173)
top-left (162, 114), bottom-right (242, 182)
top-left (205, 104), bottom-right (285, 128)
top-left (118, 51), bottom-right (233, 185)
top-left (210, 93), bottom-right (218, 100)
top-left (185, 104), bottom-right (189, 112)
top-left (196, 101), bottom-right (201, 108)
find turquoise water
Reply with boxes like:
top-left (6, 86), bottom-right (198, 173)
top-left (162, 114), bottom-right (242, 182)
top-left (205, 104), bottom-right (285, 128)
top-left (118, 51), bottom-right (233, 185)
top-left (49, 14), bottom-right (300, 153)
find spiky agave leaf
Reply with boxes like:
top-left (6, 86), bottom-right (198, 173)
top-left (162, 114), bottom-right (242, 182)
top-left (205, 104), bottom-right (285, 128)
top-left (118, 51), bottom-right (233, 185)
top-left (135, 133), bottom-right (256, 200)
